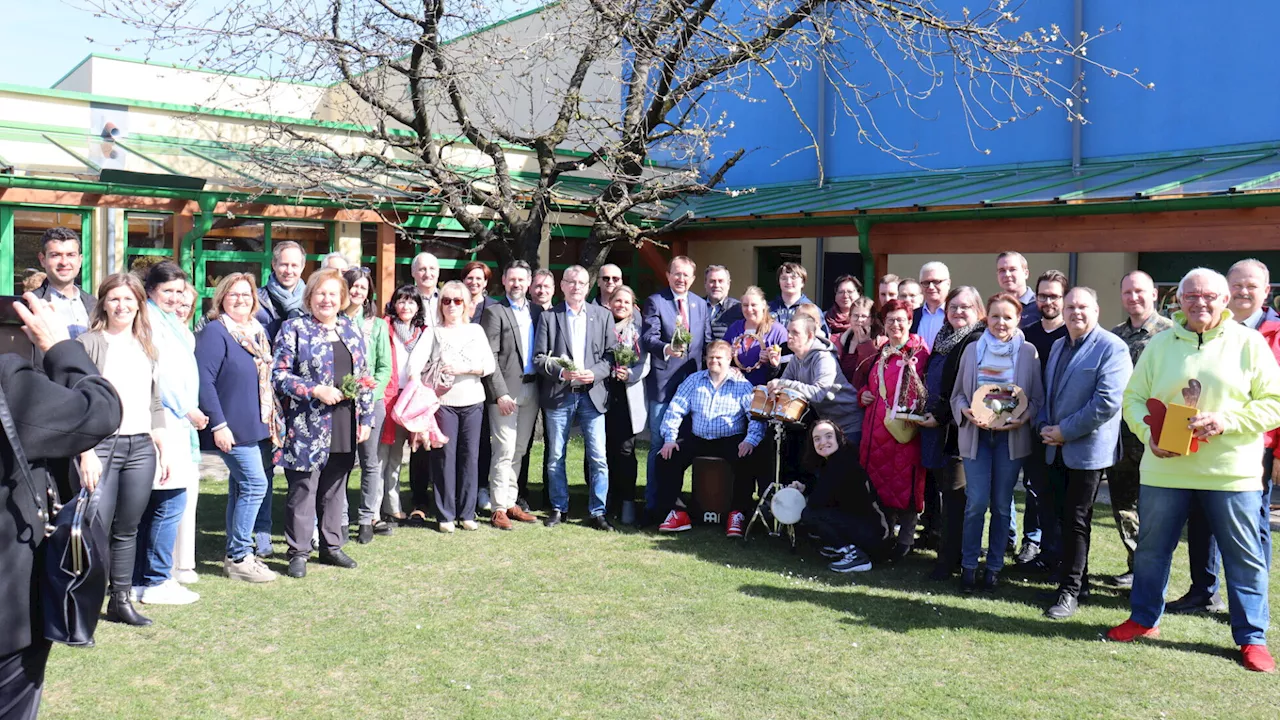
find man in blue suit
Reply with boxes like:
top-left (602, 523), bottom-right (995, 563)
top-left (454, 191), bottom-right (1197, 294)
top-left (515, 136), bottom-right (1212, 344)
top-left (641, 256), bottom-right (713, 516)
top-left (1037, 286), bottom-right (1133, 620)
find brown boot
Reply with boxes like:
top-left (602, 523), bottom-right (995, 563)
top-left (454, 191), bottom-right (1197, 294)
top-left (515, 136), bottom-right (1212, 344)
top-left (491, 509), bottom-right (513, 531)
top-left (507, 505), bottom-right (537, 523)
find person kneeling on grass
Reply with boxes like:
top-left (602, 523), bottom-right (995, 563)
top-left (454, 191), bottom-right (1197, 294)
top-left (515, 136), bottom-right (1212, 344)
top-left (795, 419), bottom-right (893, 573)
top-left (653, 340), bottom-right (764, 536)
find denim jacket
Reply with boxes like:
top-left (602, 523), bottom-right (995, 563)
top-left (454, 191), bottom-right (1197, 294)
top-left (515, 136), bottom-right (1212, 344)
top-left (272, 315), bottom-right (374, 471)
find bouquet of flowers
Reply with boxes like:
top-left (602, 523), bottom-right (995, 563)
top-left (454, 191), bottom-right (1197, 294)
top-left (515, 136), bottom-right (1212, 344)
top-left (554, 354), bottom-right (579, 372)
top-left (611, 343), bottom-right (639, 369)
top-left (671, 318), bottom-right (692, 354)
top-left (341, 373), bottom-right (377, 400)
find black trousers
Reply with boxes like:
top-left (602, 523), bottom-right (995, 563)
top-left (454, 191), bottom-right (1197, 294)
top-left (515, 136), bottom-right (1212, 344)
top-left (649, 434), bottom-right (754, 524)
top-left (431, 403), bottom-right (483, 523)
top-left (409, 445), bottom-right (433, 512)
top-left (1047, 465), bottom-right (1104, 596)
top-left (284, 452), bottom-right (355, 558)
top-left (93, 434), bottom-right (157, 593)
top-left (802, 507), bottom-right (892, 560)
top-left (0, 641), bottom-right (49, 720)
top-left (603, 389), bottom-right (638, 516)
top-left (931, 458), bottom-right (967, 572)
top-left (920, 469), bottom-right (942, 544)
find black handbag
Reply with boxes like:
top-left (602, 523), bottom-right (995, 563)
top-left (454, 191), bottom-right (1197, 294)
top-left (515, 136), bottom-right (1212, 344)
top-left (0, 380), bottom-right (112, 647)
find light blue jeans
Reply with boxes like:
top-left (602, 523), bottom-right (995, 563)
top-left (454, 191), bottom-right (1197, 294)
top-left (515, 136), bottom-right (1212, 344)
top-left (133, 488), bottom-right (187, 587)
top-left (1130, 485), bottom-right (1270, 646)
top-left (545, 393), bottom-right (609, 517)
top-left (960, 430), bottom-right (1024, 573)
top-left (220, 440), bottom-right (273, 561)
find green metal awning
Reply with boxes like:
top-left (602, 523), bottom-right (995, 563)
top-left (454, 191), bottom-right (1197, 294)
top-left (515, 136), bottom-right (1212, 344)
top-left (675, 143), bottom-right (1280, 221)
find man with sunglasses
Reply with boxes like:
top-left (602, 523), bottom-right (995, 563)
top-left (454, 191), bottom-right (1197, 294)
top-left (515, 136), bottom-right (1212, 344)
top-left (593, 264), bottom-right (624, 309)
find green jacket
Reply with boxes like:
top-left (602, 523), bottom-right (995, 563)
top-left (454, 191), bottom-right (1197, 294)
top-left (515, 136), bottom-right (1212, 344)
top-left (1122, 310), bottom-right (1280, 491)
top-left (354, 312), bottom-right (393, 402)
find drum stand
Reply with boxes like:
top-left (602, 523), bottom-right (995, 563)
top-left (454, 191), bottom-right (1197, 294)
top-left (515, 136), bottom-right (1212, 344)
top-left (744, 421), bottom-right (797, 550)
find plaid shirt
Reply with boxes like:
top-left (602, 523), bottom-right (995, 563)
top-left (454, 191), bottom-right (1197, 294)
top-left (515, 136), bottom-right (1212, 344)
top-left (662, 370), bottom-right (765, 446)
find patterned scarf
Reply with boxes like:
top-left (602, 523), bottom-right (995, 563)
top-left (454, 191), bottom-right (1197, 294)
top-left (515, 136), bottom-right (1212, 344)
top-left (392, 319), bottom-right (422, 354)
top-left (220, 314), bottom-right (283, 447)
top-left (931, 322), bottom-right (983, 357)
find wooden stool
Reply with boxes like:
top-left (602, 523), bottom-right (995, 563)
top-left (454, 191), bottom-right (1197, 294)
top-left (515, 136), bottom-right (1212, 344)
top-left (691, 456), bottom-right (732, 525)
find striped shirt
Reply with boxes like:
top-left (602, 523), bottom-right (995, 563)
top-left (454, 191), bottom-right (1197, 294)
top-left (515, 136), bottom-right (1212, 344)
top-left (662, 370), bottom-right (765, 446)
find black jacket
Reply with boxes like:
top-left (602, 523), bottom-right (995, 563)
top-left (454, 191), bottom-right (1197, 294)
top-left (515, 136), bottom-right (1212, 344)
top-left (31, 279), bottom-right (96, 317)
top-left (807, 445), bottom-right (891, 542)
top-left (0, 340), bottom-right (121, 655)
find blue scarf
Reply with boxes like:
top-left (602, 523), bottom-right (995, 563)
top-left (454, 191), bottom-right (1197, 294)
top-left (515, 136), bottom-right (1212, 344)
top-left (265, 273), bottom-right (306, 319)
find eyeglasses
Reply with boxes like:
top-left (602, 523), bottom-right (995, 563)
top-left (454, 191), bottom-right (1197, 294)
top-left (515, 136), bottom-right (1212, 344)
top-left (1181, 293), bottom-right (1220, 305)
top-left (225, 292), bottom-right (253, 300)
top-left (440, 297), bottom-right (465, 306)
top-left (600, 275), bottom-right (621, 282)
top-left (1036, 293), bottom-right (1063, 302)
top-left (921, 279), bottom-right (948, 287)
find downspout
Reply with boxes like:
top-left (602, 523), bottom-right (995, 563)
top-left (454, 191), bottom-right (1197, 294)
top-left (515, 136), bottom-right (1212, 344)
top-left (1067, 0), bottom-right (1084, 286)
top-left (814, 15), bottom-right (829, 296)
top-left (857, 217), bottom-right (873, 293)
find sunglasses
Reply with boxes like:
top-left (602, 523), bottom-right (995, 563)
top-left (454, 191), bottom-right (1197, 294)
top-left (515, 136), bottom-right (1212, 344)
top-left (440, 297), bottom-right (465, 306)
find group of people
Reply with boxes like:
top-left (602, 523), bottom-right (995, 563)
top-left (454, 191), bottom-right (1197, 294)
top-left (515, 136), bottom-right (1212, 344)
top-left (2, 226), bottom-right (1277, 718)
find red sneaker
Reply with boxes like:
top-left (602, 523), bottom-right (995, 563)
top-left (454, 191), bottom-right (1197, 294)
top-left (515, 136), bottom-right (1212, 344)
top-left (1106, 619), bottom-right (1160, 643)
top-left (658, 510), bottom-right (692, 533)
top-left (1242, 645), bottom-right (1276, 673)
top-left (726, 511), bottom-right (745, 538)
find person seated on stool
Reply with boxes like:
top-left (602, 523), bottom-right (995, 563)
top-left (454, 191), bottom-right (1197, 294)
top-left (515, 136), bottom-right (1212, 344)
top-left (796, 418), bottom-right (893, 573)
top-left (653, 340), bottom-right (765, 537)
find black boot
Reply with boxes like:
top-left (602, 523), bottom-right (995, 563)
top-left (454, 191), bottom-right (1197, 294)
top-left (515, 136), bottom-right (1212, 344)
top-left (356, 523), bottom-right (374, 544)
top-left (959, 568), bottom-right (977, 594)
top-left (106, 590), bottom-right (152, 627)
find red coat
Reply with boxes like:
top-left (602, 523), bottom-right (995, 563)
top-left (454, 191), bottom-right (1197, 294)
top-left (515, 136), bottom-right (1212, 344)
top-left (859, 336), bottom-right (930, 512)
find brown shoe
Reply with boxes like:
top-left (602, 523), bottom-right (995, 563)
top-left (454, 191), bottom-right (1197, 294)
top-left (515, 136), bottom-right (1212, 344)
top-left (507, 505), bottom-right (537, 523)
top-left (491, 509), bottom-right (513, 531)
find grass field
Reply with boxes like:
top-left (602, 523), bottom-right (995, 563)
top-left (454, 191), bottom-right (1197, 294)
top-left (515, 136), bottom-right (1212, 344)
top-left (43, 439), bottom-right (1280, 719)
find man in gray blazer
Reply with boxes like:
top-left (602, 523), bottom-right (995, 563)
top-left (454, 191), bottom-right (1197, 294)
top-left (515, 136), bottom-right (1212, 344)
top-left (704, 264), bottom-right (742, 341)
top-left (534, 265), bottom-right (615, 531)
top-left (481, 261), bottom-right (543, 530)
top-left (1037, 287), bottom-right (1133, 620)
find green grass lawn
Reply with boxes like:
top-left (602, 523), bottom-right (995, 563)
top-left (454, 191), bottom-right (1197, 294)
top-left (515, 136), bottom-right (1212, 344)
top-left (44, 439), bottom-right (1280, 719)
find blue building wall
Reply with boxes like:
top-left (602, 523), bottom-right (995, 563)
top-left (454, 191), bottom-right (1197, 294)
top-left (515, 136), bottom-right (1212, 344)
top-left (705, 0), bottom-right (1277, 187)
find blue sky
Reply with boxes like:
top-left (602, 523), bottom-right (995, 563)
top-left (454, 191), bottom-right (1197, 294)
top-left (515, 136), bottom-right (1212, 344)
top-left (0, 0), bottom-right (540, 88)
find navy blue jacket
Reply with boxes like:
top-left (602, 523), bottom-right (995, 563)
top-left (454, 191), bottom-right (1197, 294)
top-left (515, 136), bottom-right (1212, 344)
top-left (196, 320), bottom-right (271, 446)
top-left (641, 289), bottom-right (713, 404)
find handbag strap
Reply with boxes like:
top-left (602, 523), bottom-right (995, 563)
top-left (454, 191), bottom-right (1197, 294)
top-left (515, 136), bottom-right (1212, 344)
top-left (0, 378), bottom-right (57, 535)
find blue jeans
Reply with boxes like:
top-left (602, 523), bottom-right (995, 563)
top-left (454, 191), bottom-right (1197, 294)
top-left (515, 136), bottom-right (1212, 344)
top-left (546, 392), bottom-right (609, 516)
top-left (1185, 448), bottom-right (1273, 598)
top-left (221, 440), bottom-right (273, 561)
top-left (1130, 484), bottom-right (1270, 646)
top-left (645, 401), bottom-right (670, 511)
top-left (133, 488), bottom-right (187, 588)
top-left (960, 430), bottom-right (1024, 573)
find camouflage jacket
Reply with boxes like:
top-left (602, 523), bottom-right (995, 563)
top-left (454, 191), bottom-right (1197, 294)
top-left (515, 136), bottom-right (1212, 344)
top-left (1111, 312), bottom-right (1176, 457)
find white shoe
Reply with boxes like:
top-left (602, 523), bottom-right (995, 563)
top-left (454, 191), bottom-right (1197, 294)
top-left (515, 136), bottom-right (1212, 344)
top-left (138, 579), bottom-right (200, 605)
top-left (438, 521), bottom-right (455, 534)
top-left (174, 569), bottom-right (199, 585)
top-left (224, 555), bottom-right (279, 583)
top-left (478, 488), bottom-right (492, 513)
top-left (460, 519), bottom-right (479, 531)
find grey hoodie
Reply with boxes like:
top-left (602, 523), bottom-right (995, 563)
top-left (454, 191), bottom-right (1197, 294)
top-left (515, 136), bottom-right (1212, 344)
top-left (776, 335), bottom-right (863, 438)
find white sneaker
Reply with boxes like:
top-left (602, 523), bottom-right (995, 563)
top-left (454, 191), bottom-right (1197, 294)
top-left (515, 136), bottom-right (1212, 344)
top-left (460, 519), bottom-right (479, 531)
top-left (224, 555), bottom-right (279, 583)
top-left (478, 488), bottom-right (492, 512)
top-left (174, 569), bottom-right (199, 585)
top-left (138, 579), bottom-right (200, 605)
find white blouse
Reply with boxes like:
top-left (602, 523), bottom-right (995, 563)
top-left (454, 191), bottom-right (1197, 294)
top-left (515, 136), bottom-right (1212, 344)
top-left (430, 324), bottom-right (496, 407)
top-left (101, 332), bottom-right (155, 436)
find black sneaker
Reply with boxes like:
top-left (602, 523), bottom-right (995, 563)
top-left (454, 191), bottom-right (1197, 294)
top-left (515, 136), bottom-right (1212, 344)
top-left (356, 524), bottom-right (374, 545)
top-left (1166, 590), bottom-right (1226, 614)
top-left (1015, 541), bottom-right (1041, 565)
top-left (1045, 592), bottom-right (1078, 620)
top-left (828, 548), bottom-right (873, 573)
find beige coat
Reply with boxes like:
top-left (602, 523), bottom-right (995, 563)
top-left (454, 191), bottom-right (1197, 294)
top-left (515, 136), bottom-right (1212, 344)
top-left (949, 339), bottom-right (1044, 461)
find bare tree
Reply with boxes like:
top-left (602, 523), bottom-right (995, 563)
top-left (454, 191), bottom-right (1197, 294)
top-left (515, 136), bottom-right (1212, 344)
top-left (82, 0), bottom-right (1150, 271)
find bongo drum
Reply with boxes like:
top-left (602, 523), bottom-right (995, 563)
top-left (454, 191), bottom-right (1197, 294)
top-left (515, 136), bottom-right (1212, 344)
top-left (749, 385), bottom-right (773, 420)
top-left (769, 388), bottom-right (810, 424)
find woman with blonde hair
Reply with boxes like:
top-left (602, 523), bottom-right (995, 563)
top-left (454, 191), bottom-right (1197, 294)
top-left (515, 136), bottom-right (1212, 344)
top-left (428, 280), bottom-right (495, 532)
top-left (196, 272), bottom-right (280, 582)
top-left (77, 273), bottom-right (170, 625)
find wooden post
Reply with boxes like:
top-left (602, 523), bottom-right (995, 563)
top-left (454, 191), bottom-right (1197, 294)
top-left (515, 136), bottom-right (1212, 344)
top-left (376, 222), bottom-right (397, 310)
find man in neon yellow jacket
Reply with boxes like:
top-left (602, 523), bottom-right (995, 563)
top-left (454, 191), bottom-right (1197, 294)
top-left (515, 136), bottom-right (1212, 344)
top-left (1107, 268), bottom-right (1280, 674)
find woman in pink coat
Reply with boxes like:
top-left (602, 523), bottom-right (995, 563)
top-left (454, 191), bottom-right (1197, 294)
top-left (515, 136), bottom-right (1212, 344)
top-left (859, 299), bottom-right (930, 562)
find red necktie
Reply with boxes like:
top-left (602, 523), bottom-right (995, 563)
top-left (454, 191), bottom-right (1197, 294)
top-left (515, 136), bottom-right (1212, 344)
top-left (677, 298), bottom-right (688, 327)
